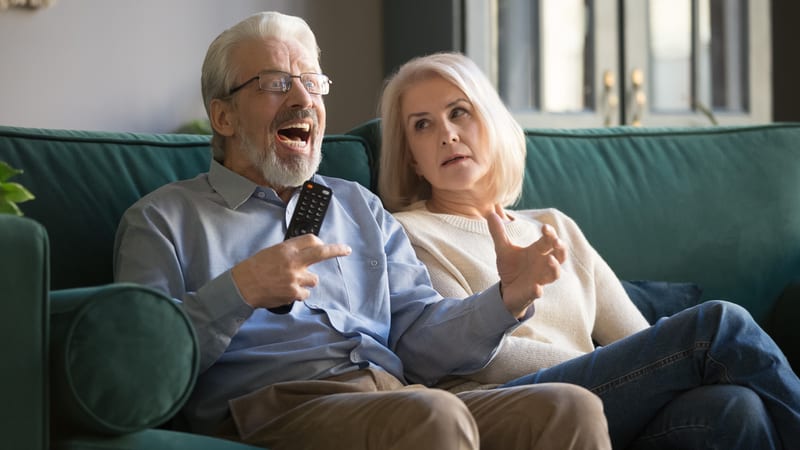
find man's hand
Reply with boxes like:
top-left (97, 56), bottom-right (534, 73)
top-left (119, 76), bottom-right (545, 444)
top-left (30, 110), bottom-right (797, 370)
top-left (231, 234), bottom-right (352, 310)
top-left (486, 209), bottom-right (566, 318)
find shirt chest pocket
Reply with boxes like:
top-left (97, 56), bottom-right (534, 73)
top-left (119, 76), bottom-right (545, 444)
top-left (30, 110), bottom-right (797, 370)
top-left (306, 254), bottom-right (388, 319)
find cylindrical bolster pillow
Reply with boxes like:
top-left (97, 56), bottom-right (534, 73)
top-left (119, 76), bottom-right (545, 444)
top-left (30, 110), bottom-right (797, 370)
top-left (50, 283), bottom-right (198, 436)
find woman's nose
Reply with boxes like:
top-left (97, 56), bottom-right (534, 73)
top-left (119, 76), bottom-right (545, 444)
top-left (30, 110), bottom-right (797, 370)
top-left (441, 126), bottom-right (459, 146)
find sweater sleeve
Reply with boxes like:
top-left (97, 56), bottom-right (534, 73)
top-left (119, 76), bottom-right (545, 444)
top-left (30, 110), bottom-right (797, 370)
top-left (461, 335), bottom-right (585, 384)
top-left (413, 246), bottom-right (471, 298)
top-left (590, 251), bottom-right (650, 344)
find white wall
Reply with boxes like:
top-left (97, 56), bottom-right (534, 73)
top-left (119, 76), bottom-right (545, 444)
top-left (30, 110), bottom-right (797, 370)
top-left (0, 0), bottom-right (382, 133)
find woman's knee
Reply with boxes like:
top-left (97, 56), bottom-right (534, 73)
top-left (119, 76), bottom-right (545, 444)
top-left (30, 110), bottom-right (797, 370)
top-left (699, 299), bottom-right (752, 322)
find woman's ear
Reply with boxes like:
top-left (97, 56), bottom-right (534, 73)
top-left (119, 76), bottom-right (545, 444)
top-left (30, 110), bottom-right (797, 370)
top-left (209, 98), bottom-right (236, 137)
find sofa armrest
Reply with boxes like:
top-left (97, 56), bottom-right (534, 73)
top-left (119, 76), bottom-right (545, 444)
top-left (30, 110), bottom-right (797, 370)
top-left (0, 215), bottom-right (49, 450)
top-left (50, 283), bottom-right (199, 438)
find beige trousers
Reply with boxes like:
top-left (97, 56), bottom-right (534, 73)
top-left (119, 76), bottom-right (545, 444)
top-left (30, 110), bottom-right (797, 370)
top-left (215, 368), bottom-right (610, 450)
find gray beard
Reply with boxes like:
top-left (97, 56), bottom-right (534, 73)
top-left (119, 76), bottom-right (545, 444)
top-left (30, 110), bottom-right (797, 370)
top-left (240, 131), bottom-right (321, 189)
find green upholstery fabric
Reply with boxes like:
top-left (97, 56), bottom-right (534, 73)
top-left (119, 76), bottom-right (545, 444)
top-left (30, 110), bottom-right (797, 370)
top-left (318, 134), bottom-right (372, 190)
top-left (49, 284), bottom-right (198, 436)
top-left (0, 215), bottom-right (49, 450)
top-left (345, 118), bottom-right (382, 191)
top-left (520, 124), bottom-right (800, 326)
top-left (0, 127), bottom-right (211, 290)
top-left (54, 429), bottom-right (262, 450)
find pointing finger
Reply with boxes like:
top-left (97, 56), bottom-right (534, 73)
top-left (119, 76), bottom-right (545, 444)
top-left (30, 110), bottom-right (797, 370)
top-left (302, 243), bottom-right (352, 266)
top-left (486, 211), bottom-right (511, 252)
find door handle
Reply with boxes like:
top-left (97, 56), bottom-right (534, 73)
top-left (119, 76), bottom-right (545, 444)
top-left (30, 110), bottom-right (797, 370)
top-left (629, 68), bottom-right (647, 126)
top-left (602, 70), bottom-right (619, 127)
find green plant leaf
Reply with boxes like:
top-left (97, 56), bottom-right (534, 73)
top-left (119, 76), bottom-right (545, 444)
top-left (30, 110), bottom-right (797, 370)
top-left (0, 182), bottom-right (35, 203)
top-left (0, 161), bottom-right (22, 183)
top-left (0, 198), bottom-right (23, 216)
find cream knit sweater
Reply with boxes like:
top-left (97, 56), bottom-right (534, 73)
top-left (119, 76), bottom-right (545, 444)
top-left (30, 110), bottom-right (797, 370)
top-left (394, 201), bottom-right (649, 392)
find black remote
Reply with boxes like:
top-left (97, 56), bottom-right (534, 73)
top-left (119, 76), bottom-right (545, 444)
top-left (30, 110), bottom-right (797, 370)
top-left (270, 180), bottom-right (333, 314)
top-left (284, 180), bottom-right (333, 239)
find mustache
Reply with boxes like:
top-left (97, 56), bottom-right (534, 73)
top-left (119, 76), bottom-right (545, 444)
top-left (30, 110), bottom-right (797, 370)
top-left (272, 108), bottom-right (319, 130)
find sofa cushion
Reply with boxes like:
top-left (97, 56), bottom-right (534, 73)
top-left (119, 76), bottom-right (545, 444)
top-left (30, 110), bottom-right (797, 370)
top-left (622, 280), bottom-right (703, 324)
top-left (319, 134), bottom-right (372, 191)
top-left (49, 283), bottom-right (198, 436)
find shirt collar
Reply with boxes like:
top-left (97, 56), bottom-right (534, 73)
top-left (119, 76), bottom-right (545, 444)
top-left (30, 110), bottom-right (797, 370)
top-left (208, 160), bottom-right (261, 210)
top-left (208, 160), bottom-right (325, 209)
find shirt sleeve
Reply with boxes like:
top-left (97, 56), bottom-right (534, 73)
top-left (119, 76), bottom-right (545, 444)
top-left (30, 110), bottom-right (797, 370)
top-left (113, 196), bottom-right (254, 373)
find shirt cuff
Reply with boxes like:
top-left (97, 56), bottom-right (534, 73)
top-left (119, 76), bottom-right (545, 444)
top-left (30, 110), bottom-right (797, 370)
top-left (195, 269), bottom-right (254, 322)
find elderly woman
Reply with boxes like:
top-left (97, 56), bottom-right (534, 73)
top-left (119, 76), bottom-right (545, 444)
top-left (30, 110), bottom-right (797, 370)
top-left (378, 51), bottom-right (800, 450)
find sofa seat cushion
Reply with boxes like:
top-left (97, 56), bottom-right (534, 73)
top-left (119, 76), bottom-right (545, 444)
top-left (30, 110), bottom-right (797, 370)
top-left (49, 283), bottom-right (198, 436)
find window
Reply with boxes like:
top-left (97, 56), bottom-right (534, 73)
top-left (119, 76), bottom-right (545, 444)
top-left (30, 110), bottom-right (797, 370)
top-left (465, 0), bottom-right (770, 127)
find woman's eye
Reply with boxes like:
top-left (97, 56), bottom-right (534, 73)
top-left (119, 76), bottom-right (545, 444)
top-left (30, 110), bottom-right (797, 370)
top-left (451, 107), bottom-right (468, 119)
top-left (413, 119), bottom-right (429, 131)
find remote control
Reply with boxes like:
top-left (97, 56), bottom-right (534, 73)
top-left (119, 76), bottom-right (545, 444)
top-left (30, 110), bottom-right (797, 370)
top-left (270, 180), bottom-right (333, 314)
top-left (284, 180), bottom-right (333, 239)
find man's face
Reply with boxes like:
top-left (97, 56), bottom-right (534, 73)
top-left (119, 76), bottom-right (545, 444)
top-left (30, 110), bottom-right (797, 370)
top-left (223, 37), bottom-right (327, 190)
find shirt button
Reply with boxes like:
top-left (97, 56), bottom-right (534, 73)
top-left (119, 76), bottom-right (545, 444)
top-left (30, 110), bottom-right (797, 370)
top-left (369, 260), bottom-right (378, 267)
top-left (256, 192), bottom-right (266, 199)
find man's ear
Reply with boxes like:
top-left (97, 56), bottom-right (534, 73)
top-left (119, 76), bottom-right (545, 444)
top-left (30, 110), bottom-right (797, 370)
top-left (209, 98), bottom-right (236, 137)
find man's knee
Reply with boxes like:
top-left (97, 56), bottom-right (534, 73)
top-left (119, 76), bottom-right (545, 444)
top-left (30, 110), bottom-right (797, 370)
top-left (529, 384), bottom-right (610, 449)
top-left (474, 384), bottom-right (611, 450)
top-left (503, 382), bottom-right (604, 416)
top-left (388, 389), bottom-right (479, 450)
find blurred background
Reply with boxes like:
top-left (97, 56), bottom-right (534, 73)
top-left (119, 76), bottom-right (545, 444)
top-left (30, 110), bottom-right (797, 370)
top-left (0, 0), bottom-right (797, 134)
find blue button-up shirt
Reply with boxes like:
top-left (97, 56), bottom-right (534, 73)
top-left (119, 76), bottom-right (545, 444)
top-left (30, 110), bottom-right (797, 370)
top-left (114, 160), bottom-right (525, 432)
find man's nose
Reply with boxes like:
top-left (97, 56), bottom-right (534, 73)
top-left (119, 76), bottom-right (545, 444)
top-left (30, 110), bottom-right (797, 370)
top-left (286, 77), bottom-right (314, 108)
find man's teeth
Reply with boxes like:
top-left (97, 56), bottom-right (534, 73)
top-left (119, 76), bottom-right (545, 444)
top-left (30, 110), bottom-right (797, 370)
top-left (277, 123), bottom-right (311, 145)
top-left (283, 123), bottom-right (310, 131)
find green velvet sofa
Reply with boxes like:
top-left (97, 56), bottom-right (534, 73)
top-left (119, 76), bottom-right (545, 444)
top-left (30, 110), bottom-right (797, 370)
top-left (2, 120), bottom-right (799, 449)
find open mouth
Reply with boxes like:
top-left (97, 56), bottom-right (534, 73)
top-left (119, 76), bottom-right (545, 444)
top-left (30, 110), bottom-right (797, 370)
top-left (277, 123), bottom-right (311, 146)
top-left (441, 155), bottom-right (467, 167)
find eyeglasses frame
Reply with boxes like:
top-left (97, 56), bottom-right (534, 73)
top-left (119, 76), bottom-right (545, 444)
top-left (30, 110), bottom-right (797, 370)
top-left (227, 70), bottom-right (332, 96)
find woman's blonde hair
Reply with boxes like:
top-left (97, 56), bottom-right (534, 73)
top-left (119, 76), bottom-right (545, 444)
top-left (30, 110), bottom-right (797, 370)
top-left (378, 52), bottom-right (526, 212)
top-left (201, 11), bottom-right (320, 161)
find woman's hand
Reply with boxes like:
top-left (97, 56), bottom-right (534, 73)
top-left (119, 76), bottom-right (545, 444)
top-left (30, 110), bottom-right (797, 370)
top-left (486, 208), bottom-right (566, 318)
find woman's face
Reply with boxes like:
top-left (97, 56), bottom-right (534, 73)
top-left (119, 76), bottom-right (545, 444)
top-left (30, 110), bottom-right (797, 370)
top-left (400, 76), bottom-right (492, 197)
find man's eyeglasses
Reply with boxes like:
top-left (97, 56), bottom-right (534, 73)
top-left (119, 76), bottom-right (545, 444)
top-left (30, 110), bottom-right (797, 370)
top-left (228, 71), bottom-right (332, 96)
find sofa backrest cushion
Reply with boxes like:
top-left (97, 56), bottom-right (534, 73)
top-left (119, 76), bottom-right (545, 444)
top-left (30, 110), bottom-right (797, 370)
top-left (520, 124), bottom-right (800, 323)
top-left (0, 126), bottom-right (371, 290)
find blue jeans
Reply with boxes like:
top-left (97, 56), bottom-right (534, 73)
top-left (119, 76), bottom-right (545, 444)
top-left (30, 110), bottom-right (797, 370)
top-left (500, 300), bottom-right (800, 449)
